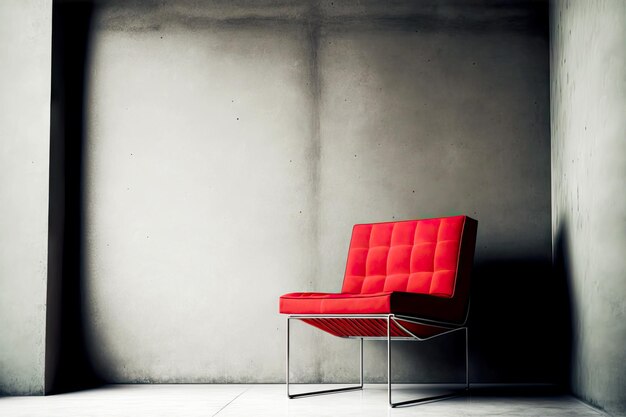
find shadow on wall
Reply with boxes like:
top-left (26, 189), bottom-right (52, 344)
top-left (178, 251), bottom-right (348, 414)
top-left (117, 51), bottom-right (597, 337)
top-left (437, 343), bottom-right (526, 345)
top-left (360, 256), bottom-right (571, 385)
top-left (552, 223), bottom-right (574, 388)
top-left (45, 0), bottom-right (103, 394)
top-left (467, 256), bottom-right (571, 384)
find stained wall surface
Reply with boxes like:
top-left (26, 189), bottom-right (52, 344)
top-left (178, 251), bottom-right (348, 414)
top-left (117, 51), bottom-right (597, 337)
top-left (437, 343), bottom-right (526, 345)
top-left (0, 0), bottom-right (52, 395)
top-left (84, 0), bottom-right (552, 383)
top-left (84, 3), bottom-right (320, 382)
top-left (550, 0), bottom-right (626, 415)
top-left (316, 9), bottom-right (552, 383)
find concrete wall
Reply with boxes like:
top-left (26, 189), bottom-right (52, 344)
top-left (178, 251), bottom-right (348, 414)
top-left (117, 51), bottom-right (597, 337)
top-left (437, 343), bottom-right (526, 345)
top-left (84, 0), bottom-right (552, 383)
top-left (85, 5), bottom-right (319, 382)
top-left (551, 1), bottom-right (626, 415)
top-left (0, 0), bottom-right (52, 395)
top-left (317, 8), bottom-right (552, 383)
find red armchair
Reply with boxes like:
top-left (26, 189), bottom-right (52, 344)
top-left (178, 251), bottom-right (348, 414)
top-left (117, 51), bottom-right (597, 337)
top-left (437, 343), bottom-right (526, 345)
top-left (279, 215), bottom-right (478, 407)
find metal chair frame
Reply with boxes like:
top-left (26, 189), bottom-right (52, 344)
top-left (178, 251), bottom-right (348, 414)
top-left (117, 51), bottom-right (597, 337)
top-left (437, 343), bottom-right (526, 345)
top-left (286, 314), bottom-right (469, 408)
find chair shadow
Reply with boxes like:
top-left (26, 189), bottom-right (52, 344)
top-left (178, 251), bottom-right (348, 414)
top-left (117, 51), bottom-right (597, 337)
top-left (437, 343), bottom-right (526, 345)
top-left (469, 256), bottom-right (572, 385)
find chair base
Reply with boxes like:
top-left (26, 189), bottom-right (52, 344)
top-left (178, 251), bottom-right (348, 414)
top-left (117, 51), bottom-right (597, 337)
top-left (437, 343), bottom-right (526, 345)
top-left (286, 314), bottom-right (469, 408)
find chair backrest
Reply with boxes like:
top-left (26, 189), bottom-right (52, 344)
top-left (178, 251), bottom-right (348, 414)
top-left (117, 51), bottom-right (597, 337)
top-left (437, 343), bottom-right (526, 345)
top-left (342, 215), bottom-right (477, 298)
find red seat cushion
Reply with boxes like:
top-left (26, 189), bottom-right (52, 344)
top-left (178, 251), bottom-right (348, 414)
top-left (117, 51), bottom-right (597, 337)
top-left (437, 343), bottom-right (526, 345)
top-left (280, 290), bottom-right (466, 324)
top-left (280, 292), bottom-right (393, 314)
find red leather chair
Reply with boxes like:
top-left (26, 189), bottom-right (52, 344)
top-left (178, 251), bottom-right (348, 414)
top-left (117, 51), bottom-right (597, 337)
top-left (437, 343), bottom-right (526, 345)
top-left (279, 215), bottom-right (478, 407)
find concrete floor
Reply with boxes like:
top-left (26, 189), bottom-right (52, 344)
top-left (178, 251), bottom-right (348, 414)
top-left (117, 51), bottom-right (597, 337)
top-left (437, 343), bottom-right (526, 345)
top-left (0, 384), bottom-right (604, 417)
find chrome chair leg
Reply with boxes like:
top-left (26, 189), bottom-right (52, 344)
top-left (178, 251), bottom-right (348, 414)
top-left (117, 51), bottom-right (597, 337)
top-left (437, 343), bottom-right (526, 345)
top-left (387, 316), bottom-right (469, 408)
top-left (465, 327), bottom-right (470, 391)
top-left (286, 316), bottom-right (364, 399)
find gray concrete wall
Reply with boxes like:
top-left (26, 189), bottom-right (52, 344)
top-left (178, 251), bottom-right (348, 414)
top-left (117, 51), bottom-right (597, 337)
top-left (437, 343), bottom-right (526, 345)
top-left (317, 11), bottom-right (552, 383)
top-left (550, 1), bottom-right (626, 415)
top-left (0, 0), bottom-right (52, 395)
top-left (84, 0), bottom-right (552, 383)
top-left (85, 3), bottom-right (319, 382)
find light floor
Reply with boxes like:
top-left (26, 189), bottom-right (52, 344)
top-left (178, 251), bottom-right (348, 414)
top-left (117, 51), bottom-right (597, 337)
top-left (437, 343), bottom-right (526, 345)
top-left (0, 384), bottom-right (604, 417)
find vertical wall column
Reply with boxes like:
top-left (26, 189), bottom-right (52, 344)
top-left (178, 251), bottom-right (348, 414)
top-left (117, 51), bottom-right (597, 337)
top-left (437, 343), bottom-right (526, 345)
top-left (551, 0), bottom-right (626, 415)
top-left (0, 0), bottom-right (53, 396)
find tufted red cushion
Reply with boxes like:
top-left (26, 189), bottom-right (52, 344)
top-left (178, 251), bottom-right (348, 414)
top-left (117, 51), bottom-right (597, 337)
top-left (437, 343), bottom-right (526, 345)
top-left (279, 215), bottom-right (478, 331)
top-left (343, 216), bottom-right (465, 297)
